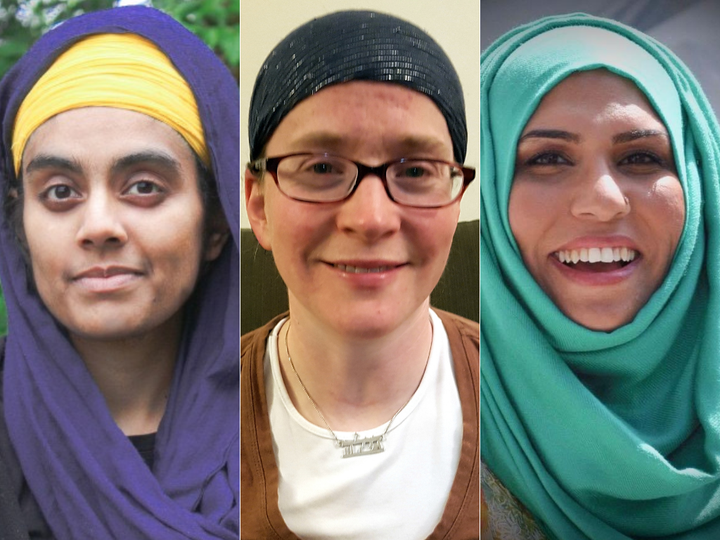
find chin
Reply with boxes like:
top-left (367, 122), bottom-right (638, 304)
top-left (562, 307), bottom-right (636, 332)
top-left (326, 303), bottom-right (422, 340)
top-left (335, 315), bottom-right (402, 339)
top-left (64, 313), bottom-right (174, 343)
top-left (69, 324), bottom-right (147, 342)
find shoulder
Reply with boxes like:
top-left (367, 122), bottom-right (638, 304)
top-left (433, 308), bottom-right (478, 332)
top-left (240, 313), bottom-right (286, 370)
top-left (433, 308), bottom-right (479, 347)
top-left (0, 334), bottom-right (46, 540)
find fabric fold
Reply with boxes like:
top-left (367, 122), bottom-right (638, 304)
top-left (481, 13), bottom-right (720, 538)
top-left (0, 6), bottom-right (239, 539)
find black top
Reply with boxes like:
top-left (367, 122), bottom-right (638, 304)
top-left (0, 338), bottom-right (157, 539)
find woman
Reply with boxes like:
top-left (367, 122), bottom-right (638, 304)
top-left (481, 13), bottom-right (720, 540)
top-left (0, 6), bottom-right (238, 539)
top-left (242, 11), bottom-right (478, 540)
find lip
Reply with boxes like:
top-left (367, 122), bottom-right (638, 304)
top-left (548, 235), bottom-right (642, 286)
top-left (548, 251), bottom-right (640, 286)
top-left (324, 259), bottom-right (407, 287)
top-left (72, 266), bottom-right (143, 293)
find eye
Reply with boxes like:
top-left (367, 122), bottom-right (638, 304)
top-left (122, 179), bottom-right (168, 207)
top-left (618, 152), bottom-right (662, 166)
top-left (126, 180), bottom-right (163, 196)
top-left (312, 162), bottom-right (334, 174)
top-left (526, 152), bottom-right (571, 166)
top-left (400, 166), bottom-right (428, 178)
top-left (301, 158), bottom-right (348, 176)
top-left (43, 184), bottom-right (80, 202)
top-left (394, 160), bottom-right (444, 178)
top-left (295, 156), bottom-right (349, 178)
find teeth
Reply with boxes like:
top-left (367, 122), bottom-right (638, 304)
top-left (555, 247), bottom-right (637, 264)
top-left (335, 264), bottom-right (391, 273)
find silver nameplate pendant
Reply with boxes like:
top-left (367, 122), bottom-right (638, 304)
top-left (339, 433), bottom-right (385, 458)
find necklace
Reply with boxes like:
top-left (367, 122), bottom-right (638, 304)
top-left (284, 320), bottom-right (426, 458)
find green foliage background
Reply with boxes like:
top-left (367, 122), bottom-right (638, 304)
top-left (0, 0), bottom-right (239, 79)
top-left (0, 0), bottom-right (239, 335)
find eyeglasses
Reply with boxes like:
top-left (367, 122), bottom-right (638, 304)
top-left (249, 153), bottom-right (476, 208)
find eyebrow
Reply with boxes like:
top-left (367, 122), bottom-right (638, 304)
top-left (289, 132), bottom-right (346, 152)
top-left (518, 129), bottom-right (580, 143)
top-left (392, 135), bottom-right (448, 155)
top-left (110, 151), bottom-right (181, 176)
top-left (612, 129), bottom-right (668, 144)
top-left (25, 154), bottom-right (82, 176)
top-left (288, 133), bottom-right (449, 156)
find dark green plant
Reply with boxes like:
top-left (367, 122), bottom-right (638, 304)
top-left (0, 0), bottom-right (239, 80)
top-left (155, 0), bottom-right (238, 80)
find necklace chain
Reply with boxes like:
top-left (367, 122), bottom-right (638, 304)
top-left (283, 320), bottom-right (424, 457)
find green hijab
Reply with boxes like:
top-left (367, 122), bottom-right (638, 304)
top-left (481, 13), bottom-right (720, 539)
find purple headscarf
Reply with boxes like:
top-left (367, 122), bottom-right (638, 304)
top-left (0, 6), bottom-right (238, 539)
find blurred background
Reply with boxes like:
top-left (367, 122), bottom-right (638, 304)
top-left (0, 0), bottom-right (238, 79)
top-left (482, 0), bottom-right (720, 115)
top-left (0, 0), bottom-right (239, 335)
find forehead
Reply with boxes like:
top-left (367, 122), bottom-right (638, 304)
top-left (265, 81), bottom-right (453, 160)
top-left (526, 70), bottom-right (664, 131)
top-left (22, 107), bottom-right (196, 173)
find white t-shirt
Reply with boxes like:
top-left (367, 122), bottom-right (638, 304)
top-left (265, 309), bottom-right (463, 540)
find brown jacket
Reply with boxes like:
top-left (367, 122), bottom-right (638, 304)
top-left (241, 309), bottom-right (479, 539)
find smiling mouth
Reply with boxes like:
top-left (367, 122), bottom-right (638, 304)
top-left (554, 247), bottom-right (638, 272)
top-left (331, 263), bottom-right (398, 274)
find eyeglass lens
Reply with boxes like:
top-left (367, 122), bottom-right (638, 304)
top-left (275, 154), bottom-right (464, 207)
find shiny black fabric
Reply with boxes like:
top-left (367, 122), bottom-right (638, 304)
top-left (249, 10), bottom-right (468, 163)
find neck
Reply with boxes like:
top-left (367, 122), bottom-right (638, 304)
top-left (70, 313), bottom-right (183, 436)
top-left (280, 299), bottom-right (433, 432)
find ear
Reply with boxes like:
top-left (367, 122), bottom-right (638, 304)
top-left (204, 224), bottom-right (230, 262)
top-left (245, 167), bottom-right (272, 251)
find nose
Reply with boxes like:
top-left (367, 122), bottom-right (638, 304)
top-left (75, 190), bottom-right (128, 248)
top-left (570, 165), bottom-right (630, 222)
top-left (336, 174), bottom-right (401, 242)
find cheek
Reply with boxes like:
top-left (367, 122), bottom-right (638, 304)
top-left (508, 181), bottom-right (544, 255)
top-left (156, 211), bottom-right (206, 275)
top-left (649, 176), bottom-right (685, 248)
top-left (408, 206), bottom-right (459, 271)
top-left (23, 210), bottom-right (63, 279)
top-left (264, 194), bottom-right (329, 275)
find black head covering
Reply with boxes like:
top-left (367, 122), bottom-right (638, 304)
top-left (249, 10), bottom-right (467, 163)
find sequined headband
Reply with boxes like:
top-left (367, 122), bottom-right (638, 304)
top-left (248, 10), bottom-right (467, 163)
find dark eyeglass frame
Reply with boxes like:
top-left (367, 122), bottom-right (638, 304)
top-left (248, 153), bottom-right (476, 208)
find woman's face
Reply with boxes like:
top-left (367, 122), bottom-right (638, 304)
top-left (245, 81), bottom-right (461, 338)
top-left (508, 70), bottom-right (685, 331)
top-left (21, 107), bottom-right (226, 342)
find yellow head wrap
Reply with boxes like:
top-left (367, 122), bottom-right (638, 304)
top-left (12, 33), bottom-right (209, 175)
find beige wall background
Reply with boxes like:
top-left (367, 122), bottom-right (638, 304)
top-left (240, 0), bottom-right (480, 227)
